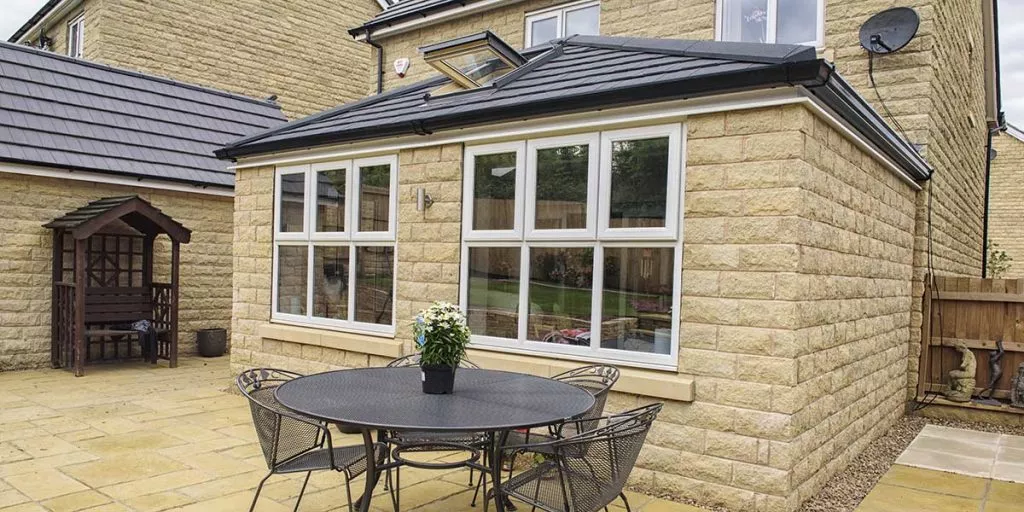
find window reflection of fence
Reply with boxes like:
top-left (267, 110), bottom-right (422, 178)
top-left (360, 185), bottom-right (390, 232)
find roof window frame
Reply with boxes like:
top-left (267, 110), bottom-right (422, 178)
top-left (421, 31), bottom-right (527, 90)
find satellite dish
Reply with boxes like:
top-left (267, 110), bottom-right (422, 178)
top-left (859, 7), bottom-right (919, 54)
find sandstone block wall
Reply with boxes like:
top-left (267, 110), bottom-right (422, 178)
top-left (230, 104), bottom-right (917, 511)
top-left (0, 172), bottom-right (234, 370)
top-left (988, 131), bottom-right (1024, 279)
top-left (25, 0), bottom-right (379, 119)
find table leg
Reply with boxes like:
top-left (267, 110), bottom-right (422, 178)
top-left (355, 428), bottom-right (379, 512)
top-left (490, 430), bottom-right (510, 512)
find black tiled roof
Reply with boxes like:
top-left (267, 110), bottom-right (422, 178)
top-left (0, 41), bottom-right (286, 188)
top-left (216, 35), bottom-right (931, 181)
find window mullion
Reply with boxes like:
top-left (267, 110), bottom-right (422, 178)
top-left (589, 243), bottom-right (604, 353)
top-left (348, 242), bottom-right (357, 322)
top-left (305, 241), bottom-right (314, 320)
top-left (517, 244), bottom-right (530, 347)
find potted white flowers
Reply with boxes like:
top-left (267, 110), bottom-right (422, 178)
top-left (413, 301), bottom-right (471, 394)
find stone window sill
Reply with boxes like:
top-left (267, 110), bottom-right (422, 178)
top-left (257, 323), bottom-right (694, 402)
top-left (259, 323), bottom-right (403, 358)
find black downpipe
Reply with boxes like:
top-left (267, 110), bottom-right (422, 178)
top-left (366, 31), bottom-right (384, 94)
top-left (981, 124), bottom-right (1001, 277)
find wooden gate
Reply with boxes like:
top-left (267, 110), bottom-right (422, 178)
top-left (918, 275), bottom-right (1024, 402)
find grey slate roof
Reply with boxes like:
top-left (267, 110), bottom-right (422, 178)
top-left (0, 41), bottom-right (286, 188)
top-left (216, 35), bottom-right (932, 180)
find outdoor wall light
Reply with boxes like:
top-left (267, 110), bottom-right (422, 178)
top-left (416, 188), bottom-right (434, 211)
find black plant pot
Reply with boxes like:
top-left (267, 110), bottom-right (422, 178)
top-left (197, 328), bottom-right (227, 357)
top-left (421, 364), bottom-right (456, 394)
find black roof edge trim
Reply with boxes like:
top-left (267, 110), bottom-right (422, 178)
top-left (565, 37), bottom-right (817, 65)
top-left (0, 156), bottom-right (234, 190)
top-left (7, 0), bottom-right (62, 43)
top-left (804, 68), bottom-right (932, 181)
top-left (349, 0), bottom-right (468, 36)
top-left (217, 63), bottom-right (807, 160)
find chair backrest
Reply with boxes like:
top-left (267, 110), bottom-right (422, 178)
top-left (236, 368), bottom-right (324, 470)
top-left (555, 403), bottom-right (662, 512)
top-left (386, 353), bottom-right (480, 369)
top-left (83, 287), bottom-right (153, 326)
top-left (552, 365), bottom-right (620, 425)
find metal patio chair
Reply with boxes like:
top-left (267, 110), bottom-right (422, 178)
top-left (476, 364), bottom-right (621, 505)
top-left (491, 403), bottom-right (664, 512)
top-left (237, 368), bottom-right (385, 512)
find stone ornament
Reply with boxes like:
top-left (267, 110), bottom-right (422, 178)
top-left (1012, 363), bottom-right (1024, 409)
top-left (945, 341), bottom-right (977, 403)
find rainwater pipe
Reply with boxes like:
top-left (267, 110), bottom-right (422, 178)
top-left (366, 31), bottom-right (384, 94)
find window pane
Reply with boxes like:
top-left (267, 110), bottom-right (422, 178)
top-left (601, 247), bottom-right (673, 354)
top-left (313, 246), bottom-right (349, 320)
top-left (473, 152), bottom-right (518, 231)
top-left (467, 247), bottom-right (521, 338)
top-left (535, 145), bottom-right (589, 230)
top-left (279, 173), bottom-right (305, 232)
top-left (720, 0), bottom-right (769, 43)
top-left (777, 0), bottom-right (818, 44)
top-left (565, 5), bottom-right (599, 37)
top-left (609, 137), bottom-right (670, 228)
top-left (530, 16), bottom-right (559, 46)
top-left (358, 164), bottom-right (391, 232)
top-left (354, 246), bottom-right (394, 325)
top-left (277, 246), bottom-right (308, 315)
top-left (315, 169), bottom-right (346, 232)
top-left (527, 248), bottom-right (593, 344)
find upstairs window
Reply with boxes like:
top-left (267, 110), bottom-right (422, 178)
top-left (716, 0), bottom-right (824, 47)
top-left (525, 1), bottom-right (600, 48)
top-left (67, 15), bottom-right (84, 58)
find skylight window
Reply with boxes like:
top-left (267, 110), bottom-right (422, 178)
top-left (420, 31), bottom-right (527, 90)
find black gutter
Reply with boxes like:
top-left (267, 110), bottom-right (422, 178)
top-left (8, 0), bottom-right (63, 42)
top-left (981, 121), bottom-right (1004, 277)
top-left (366, 31), bottom-right (385, 94)
top-left (349, 0), bottom-right (470, 37)
top-left (217, 58), bottom-right (933, 183)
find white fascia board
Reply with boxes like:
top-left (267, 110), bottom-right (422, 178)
top-left (0, 161), bottom-right (234, 197)
top-left (14, 0), bottom-right (82, 44)
top-left (230, 88), bottom-right (806, 170)
top-left (1004, 123), bottom-right (1024, 143)
top-left (355, 0), bottom-right (530, 41)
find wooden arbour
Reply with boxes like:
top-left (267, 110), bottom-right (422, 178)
top-left (44, 196), bottom-right (191, 376)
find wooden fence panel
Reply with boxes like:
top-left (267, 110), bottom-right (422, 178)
top-left (919, 275), bottom-right (1024, 401)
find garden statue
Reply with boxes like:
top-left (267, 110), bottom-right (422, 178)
top-left (977, 340), bottom-right (1005, 401)
top-left (944, 341), bottom-right (976, 403)
top-left (1012, 363), bottom-right (1024, 409)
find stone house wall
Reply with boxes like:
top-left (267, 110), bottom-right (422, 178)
top-left (229, 103), bottom-right (918, 511)
top-left (364, 0), bottom-right (990, 398)
top-left (0, 172), bottom-right (234, 370)
top-left (988, 131), bottom-right (1024, 278)
top-left (22, 0), bottom-right (379, 119)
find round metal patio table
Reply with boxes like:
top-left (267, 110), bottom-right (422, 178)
top-left (275, 367), bottom-right (596, 512)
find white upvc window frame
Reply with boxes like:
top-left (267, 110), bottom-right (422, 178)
top-left (524, 0), bottom-right (601, 48)
top-left (525, 132), bottom-right (600, 240)
top-left (463, 141), bottom-right (527, 241)
top-left (271, 156), bottom-right (399, 336)
top-left (67, 14), bottom-right (84, 58)
top-left (460, 123), bottom-right (685, 370)
top-left (598, 124), bottom-right (682, 240)
top-left (714, 0), bottom-right (825, 48)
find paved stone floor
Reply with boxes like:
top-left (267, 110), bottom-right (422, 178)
top-left (856, 424), bottom-right (1024, 512)
top-left (0, 357), bottom-right (697, 512)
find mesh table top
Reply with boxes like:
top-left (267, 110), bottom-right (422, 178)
top-left (275, 368), bottom-right (596, 432)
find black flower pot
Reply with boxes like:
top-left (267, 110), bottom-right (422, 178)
top-left (421, 364), bottom-right (456, 394)
top-left (197, 328), bottom-right (226, 357)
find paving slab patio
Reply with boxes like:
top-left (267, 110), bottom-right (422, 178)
top-left (855, 423), bottom-right (1024, 512)
top-left (0, 358), bottom-right (699, 512)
